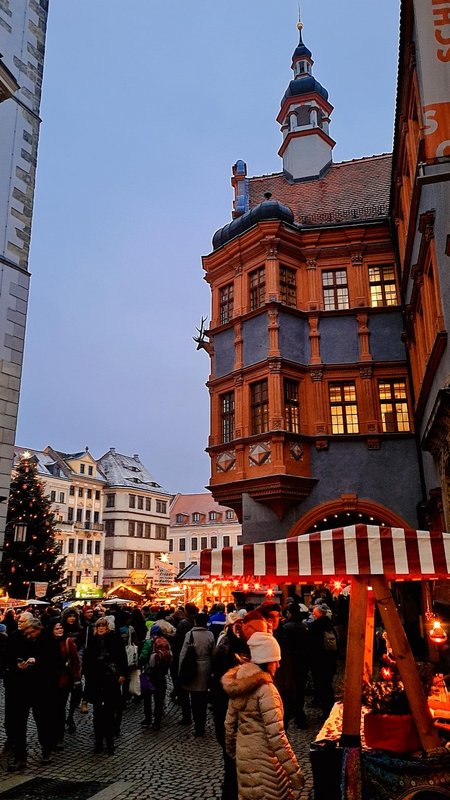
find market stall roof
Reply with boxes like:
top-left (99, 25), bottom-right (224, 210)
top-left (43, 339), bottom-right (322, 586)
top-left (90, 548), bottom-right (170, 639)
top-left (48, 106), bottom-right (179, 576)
top-left (199, 524), bottom-right (450, 581)
top-left (176, 562), bottom-right (206, 582)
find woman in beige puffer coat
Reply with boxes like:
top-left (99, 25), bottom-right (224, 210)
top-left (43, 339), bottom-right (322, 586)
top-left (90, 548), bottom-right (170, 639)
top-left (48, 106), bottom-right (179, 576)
top-left (222, 632), bottom-right (304, 800)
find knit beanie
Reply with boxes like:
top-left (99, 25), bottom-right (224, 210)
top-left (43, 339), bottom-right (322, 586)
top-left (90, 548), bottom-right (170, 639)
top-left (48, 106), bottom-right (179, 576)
top-left (248, 632), bottom-right (281, 664)
top-left (241, 610), bottom-right (268, 641)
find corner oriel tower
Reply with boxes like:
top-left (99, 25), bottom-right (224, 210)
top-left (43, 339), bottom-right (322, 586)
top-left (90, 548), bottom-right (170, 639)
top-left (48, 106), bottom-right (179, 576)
top-left (278, 16), bottom-right (335, 180)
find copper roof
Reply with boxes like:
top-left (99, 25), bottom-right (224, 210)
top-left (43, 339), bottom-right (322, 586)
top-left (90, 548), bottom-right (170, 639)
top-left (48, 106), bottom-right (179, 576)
top-left (248, 153), bottom-right (392, 226)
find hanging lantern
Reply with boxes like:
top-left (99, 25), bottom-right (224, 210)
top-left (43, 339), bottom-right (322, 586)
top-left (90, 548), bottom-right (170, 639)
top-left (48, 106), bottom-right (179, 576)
top-left (429, 619), bottom-right (448, 645)
top-left (380, 666), bottom-right (394, 680)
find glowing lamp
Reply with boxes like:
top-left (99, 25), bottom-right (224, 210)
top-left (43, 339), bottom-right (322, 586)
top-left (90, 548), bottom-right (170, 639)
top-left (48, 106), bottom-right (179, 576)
top-left (254, 582), bottom-right (260, 591)
top-left (380, 666), bottom-right (393, 680)
top-left (429, 620), bottom-right (447, 645)
top-left (243, 583), bottom-right (249, 591)
top-left (332, 580), bottom-right (343, 592)
top-left (266, 588), bottom-right (274, 597)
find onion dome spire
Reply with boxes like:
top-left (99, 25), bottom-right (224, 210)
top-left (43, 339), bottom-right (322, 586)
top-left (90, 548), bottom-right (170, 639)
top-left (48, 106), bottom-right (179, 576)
top-left (277, 11), bottom-right (335, 180)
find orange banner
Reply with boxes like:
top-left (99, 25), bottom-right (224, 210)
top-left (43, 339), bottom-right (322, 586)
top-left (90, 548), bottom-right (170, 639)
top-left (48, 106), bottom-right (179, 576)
top-left (414, 0), bottom-right (450, 159)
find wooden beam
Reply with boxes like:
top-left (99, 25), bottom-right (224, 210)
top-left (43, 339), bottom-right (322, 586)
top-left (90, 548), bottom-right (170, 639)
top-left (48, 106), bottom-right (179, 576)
top-left (363, 588), bottom-right (375, 683)
top-left (371, 576), bottom-right (441, 753)
top-left (340, 576), bottom-right (369, 746)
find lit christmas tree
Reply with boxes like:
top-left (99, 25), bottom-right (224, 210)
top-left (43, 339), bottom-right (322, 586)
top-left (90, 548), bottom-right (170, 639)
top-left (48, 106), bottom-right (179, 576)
top-left (1, 452), bottom-right (66, 599)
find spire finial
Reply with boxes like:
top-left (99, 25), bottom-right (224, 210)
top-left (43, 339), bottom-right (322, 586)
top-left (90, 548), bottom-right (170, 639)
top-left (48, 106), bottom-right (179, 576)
top-left (297, 1), bottom-right (303, 31)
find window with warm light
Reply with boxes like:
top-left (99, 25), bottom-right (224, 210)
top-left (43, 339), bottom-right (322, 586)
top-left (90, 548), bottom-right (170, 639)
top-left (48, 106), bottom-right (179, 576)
top-left (329, 383), bottom-right (359, 434)
top-left (279, 265), bottom-right (296, 306)
top-left (378, 381), bottom-right (410, 432)
top-left (322, 270), bottom-right (349, 310)
top-left (219, 283), bottom-right (234, 324)
top-left (284, 379), bottom-right (300, 433)
top-left (251, 380), bottom-right (269, 434)
top-left (249, 267), bottom-right (265, 310)
top-left (369, 265), bottom-right (397, 307)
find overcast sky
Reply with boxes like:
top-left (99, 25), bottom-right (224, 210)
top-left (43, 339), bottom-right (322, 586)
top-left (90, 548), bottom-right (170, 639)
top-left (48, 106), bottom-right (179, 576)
top-left (16, 1), bottom-right (400, 494)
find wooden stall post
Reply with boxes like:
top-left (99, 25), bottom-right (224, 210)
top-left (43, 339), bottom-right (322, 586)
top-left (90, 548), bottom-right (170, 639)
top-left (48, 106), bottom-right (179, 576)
top-left (363, 587), bottom-right (375, 683)
top-left (340, 576), bottom-right (369, 747)
top-left (371, 576), bottom-right (441, 752)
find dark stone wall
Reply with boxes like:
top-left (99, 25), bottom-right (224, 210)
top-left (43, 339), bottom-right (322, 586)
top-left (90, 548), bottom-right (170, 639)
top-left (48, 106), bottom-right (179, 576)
top-left (213, 328), bottom-right (235, 378)
top-left (278, 313), bottom-right (310, 364)
top-left (242, 437), bottom-right (422, 543)
top-left (243, 315), bottom-right (269, 366)
top-left (320, 316), bottom-right (359, 363)
top-left (368, 312), bottom-right (406, 361)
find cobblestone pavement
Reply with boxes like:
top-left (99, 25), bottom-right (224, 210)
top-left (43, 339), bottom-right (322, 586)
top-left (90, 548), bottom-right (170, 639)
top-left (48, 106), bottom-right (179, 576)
top-left (0, 687), bottom-right (324, 800)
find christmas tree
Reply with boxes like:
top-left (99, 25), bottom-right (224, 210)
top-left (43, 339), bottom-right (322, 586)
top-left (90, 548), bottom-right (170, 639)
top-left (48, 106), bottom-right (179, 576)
top-left (1, 452), bottom-right (66, 599)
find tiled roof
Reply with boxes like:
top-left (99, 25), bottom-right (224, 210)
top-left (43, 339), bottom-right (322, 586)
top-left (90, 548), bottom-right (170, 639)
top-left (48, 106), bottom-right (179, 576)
top-left (14, 446), bottom-right (69, 480)
top-left (248, 154), bottom-right (392, 226)
top-left (170, 493), bottom-right (234, 523)
top-left (96, 448), bottom-right (169, 495)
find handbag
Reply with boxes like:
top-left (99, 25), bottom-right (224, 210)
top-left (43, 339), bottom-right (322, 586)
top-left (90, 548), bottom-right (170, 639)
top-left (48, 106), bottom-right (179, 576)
top-left (126, 629), bottom-right (139, 670)
top-left (140, 672), bottom-right (154, 694)
top-left (179, 631), bottom-right (197, 685)
top-left (129, 667), bottom-right (141, 696)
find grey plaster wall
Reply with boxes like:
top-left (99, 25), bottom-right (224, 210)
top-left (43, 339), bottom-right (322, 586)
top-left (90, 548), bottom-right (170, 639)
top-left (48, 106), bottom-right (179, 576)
top-left (213, 328), bottom-right (235, 378)
top-left (319, 316), bottom-right (358, 363)
top-left (278, 313), bottom-right (309, 364)
top-left (243, 314), bottom-right (268, 367)
top-left (242, 437), bottom-right (422, 543)
top-left (368, 312), bottom-right (406, 362)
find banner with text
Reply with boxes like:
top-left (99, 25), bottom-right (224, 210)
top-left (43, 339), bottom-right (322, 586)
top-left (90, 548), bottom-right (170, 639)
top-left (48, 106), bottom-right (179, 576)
top-left (413, 0), bottom-right (450, 160)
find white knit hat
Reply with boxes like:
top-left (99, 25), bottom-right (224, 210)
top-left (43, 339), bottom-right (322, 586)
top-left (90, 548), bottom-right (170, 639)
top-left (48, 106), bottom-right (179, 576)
top-left (248, 632), bottom-right (281, 664)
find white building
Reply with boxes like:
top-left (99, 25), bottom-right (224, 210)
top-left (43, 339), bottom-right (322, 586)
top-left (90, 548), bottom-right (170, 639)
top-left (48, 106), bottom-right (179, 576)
top-left (13, 446), bottom-right (106, 591)
top-left (97, 448), bottom-right (172, 589)
top-left (0, 2), bottom-right (49, 548)
top-left (169, 493), bottom-right (242, 573)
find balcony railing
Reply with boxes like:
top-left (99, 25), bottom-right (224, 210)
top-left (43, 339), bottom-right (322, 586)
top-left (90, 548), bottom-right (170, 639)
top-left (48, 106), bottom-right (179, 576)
top-left (73, 521), bottom-right (103, 531)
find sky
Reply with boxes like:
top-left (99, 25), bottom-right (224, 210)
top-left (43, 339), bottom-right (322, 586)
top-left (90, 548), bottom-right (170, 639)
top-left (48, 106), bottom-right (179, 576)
top-left (16, 0), bottom-right (401, 495)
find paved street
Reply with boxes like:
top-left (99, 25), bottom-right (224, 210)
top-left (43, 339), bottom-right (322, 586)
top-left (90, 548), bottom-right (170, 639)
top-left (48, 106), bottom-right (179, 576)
top-left (0, 685), bottom-right (323, 800)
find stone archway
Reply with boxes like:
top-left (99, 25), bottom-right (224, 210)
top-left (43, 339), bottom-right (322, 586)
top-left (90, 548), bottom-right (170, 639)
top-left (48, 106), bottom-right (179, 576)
top-left (288, 494), bottom-right (411, 537)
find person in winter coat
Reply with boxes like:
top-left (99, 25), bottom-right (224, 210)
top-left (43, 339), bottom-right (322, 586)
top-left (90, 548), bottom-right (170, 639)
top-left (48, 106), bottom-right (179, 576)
top-left (308, 604), bottom-right (338, 720)
top-left (222, 632), bottom-right (304, 800)
top-left (61, 608), bottom-right (83, 732)
top-left (178, 612), bottom-right (214, 737)
top-left (211, 618), bottom-right (250, 800)
top-left (139, 624), bottom-right (172, 730)
top-left (82, 617), bottom-right (128, 755)
top-left (173, 603), bottom-right (198, 720)
top-left (47, 620), bottom-right (81, 750)
top-left (275, 604), bottom-right (310, 729)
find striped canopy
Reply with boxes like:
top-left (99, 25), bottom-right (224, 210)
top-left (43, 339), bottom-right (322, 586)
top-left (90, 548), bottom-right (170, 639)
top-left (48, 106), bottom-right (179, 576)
top-left (199, 524), bottom-right (450, 582)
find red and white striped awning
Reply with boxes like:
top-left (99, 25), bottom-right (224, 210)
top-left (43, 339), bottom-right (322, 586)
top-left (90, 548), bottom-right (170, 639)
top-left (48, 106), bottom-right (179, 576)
top-left (199, 524), bottom-right (450, 582)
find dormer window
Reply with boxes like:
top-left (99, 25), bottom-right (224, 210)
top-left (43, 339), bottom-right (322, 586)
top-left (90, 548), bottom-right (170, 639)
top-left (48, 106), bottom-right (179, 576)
top-left (176, 514), bottom-right (184, 524)
top-left (192, 512), bottom-right (201, 523)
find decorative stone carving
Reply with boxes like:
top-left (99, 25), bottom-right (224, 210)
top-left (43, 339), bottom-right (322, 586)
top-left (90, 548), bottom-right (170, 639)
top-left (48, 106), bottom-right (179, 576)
top-left (315, 438), bottom-right (328, 451)
top-left (306, 258), bottom-right (317, 270)
top-left (262, 236), bottom-right (280, 259)
top-left (268, 358), bottom-right (281, 373)
top-left (360, 366), bottom-right (373, 380)
top-left (310, 369), bottom-right (323, 382)
top-left (290, 442), bottom-right (304, 461)
top-left (351, 253), bottom-right (363, 266)
top-left (249, 441), bottom-right (271, 466)
top-left (367, 438), bottom-right (381, 450)
top-left (216, 450), bottom-right (236, 472)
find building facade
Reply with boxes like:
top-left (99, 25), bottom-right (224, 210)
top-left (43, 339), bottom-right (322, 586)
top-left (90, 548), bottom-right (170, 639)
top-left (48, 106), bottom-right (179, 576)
top-left (13, 446), bottom-right (105, 591)
top-left (97, 448), bottom-right (171, 589)
top-left (202, 17), bottom-right (424, 543)
top-left (169, 493), bottom-right (241, 573)
top-left (392, 0), bottom-right (450, 534)
top-left (0, 2), bottom-right (49, 548)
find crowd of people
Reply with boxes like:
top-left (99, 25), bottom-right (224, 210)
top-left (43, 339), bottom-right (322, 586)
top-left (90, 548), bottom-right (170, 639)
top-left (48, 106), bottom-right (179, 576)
top-left (0, 592), bottom-right (341, 800)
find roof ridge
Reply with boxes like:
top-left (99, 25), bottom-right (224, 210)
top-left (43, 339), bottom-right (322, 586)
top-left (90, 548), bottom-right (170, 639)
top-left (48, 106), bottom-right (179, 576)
top-left (249, 152), bottom-right (392, 182)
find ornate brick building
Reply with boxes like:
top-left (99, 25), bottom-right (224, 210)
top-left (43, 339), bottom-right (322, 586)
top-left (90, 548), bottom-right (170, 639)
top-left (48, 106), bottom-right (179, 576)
top-left (202, 15), bottom-right (425, 543)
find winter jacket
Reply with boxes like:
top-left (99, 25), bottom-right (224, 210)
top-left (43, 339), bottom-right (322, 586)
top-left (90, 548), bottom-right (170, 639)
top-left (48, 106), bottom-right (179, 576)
top-left (178, 626), bottom-right (214, 692)
top-left (83, 631), bottom-right (128, 701)
top-left (222, 662), bottom-right (303, 800)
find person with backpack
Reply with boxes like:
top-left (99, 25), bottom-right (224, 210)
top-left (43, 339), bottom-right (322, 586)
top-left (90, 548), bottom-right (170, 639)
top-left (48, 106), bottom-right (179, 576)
top-left (139, 625), bottom-right (172, 731)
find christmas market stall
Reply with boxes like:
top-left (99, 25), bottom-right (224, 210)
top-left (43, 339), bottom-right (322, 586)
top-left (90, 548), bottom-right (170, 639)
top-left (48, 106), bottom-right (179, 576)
top-left (200, 523), bottom-right (450, 799)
